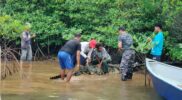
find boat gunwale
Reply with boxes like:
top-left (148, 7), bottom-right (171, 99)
top-left (146, 58), bottom-right (182, 91)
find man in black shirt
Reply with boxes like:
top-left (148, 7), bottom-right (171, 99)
top-left (58, 33), bottom-right (81, 82)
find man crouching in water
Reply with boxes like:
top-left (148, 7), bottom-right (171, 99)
top-left (58, 33), bottom-right (81, 82)
top-left (118, 27), bottom-right (135, 81)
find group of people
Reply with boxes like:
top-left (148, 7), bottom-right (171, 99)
top-left (20, 23), bottom-right (164, 82)
top-left (57, 35), bottom-right (112, 82)
top-left (79, 39), bottom-right (112, 75)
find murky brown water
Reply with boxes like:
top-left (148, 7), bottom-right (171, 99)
top-left (0, 61), bottom-right (163, 100)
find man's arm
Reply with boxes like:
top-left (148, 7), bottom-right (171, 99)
top-left (118, 41), bottom-right (122, 51)
top-left (102, 48), bottom-right (108, 59)
top-left (87, 48), bottom-right (93, 59)
top-left (31, 34), bottom-right (36, 38)
top-left (80, 51), bottom-right (87, 58)
top-left (76, 50), bottom-right (80, 66)
top-left (95, 55), bottom-right (102, 68)
top-left (118, 35), bottom-right (122, 50)
top-left (76, 42), bottom-right (81, 66)
top-left (152, 35), bottom-right (162, 47)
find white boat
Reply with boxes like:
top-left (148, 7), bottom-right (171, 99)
top-left (146, 58), bottom-right (182, 100)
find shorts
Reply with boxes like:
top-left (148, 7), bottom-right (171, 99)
top-left (151, 55), bottom-right (161, 61)
top-left (58, 51), bottom-right (75, 70)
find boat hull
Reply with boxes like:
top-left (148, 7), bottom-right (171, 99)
top-left (146, 59), bottom-right (182, 100)
top-left (149, 73), bottom-right (182, 100)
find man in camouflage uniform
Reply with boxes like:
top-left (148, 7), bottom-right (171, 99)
top-left (118, 27), bottom-right (135, 81)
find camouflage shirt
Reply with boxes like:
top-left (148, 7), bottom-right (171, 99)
top-left (118, 33), bottom-right (133, 49)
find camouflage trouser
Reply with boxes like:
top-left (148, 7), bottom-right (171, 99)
top-left (120, 49), bottom-right (135, 76)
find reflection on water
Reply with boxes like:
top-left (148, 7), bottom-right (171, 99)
top-left (1, 61), bottom-right (163, 100)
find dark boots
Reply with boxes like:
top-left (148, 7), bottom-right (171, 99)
top-left (126, 72), bottom-right (133, 79)
top-left (121, 72), bottom-right (133, 81)
top-left (121, 75), bottom-right (127, 81)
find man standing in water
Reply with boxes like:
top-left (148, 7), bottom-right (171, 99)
top-left (58, 33), bottom-right (81, 82)
top-left (20, 24), bottom-right (35, 79)
top-left (118, 27), bottom-right (135, 81)
top-left (21, 25), bottom-right (35, 61)
top-left (50, 38), bottom-right (96, 79)
top-left (150, 24), bottom-right (164, 61)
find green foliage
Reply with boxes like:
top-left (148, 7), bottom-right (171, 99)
top-left (165, 37), bottom-right (182, 61)
top-left (0, 0), bottom-right (181, 60)
top-left (170, 47), bottom-right (182, 61)
top-left (167, 43), bottom-right (182, 61)
top-left (170, 11), bottom-right (182, 43)
top-left (132, 33), bottom-right (154, 54)
top-left (0, 15), bottom-right (24, 40)
top-left (12, 11), bottom-right (66, 47)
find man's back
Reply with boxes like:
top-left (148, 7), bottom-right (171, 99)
top-left (94, 47), bottom-right (110, 59)
top-left (61, 39), bottom-right (81, 55)
top-left (118, 33), bottom-right (133, 49)
top-left (81, 42), bottom-right (89, 52)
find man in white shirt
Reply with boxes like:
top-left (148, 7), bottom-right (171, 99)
top-left (80, 42), bottom-right (93, 65)
top-left (50, 41), bottom-right (96, 79)
top-left (80, 42), bottom-right (89, 58)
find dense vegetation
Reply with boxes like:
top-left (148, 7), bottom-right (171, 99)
top-left (0, 0), bottom-right (181, 61)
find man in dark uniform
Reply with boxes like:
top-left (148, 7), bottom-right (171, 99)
top-left (58, 33), bottom-right (81, 82)
top-left (118, 27), bottom-right (135, 81)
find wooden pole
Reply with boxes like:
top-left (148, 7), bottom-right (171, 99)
top-left (0, 46), bottom-right (1, 80)
top-left (48, 36), bottom-right (50, 57)
top-left (0, 46), bottom-right (2, 100)
top-left (144, 55), bottom-right (147, 86)
top-left (144, 62), bottom-right (147, 86)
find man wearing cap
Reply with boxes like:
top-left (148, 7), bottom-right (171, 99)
top-left (75, 38), bottom-right (97, 65)
top-left (50, 38), bottom-right (96, 79)
top-left (80, 40), bottom-right (96, 65)
top-left (20, 24), bottom-right (36, 79)
top-left (58, 33), bottom-right (81, 82)
top-left (20, 25), bottom-right (36, 61)
top-left (87, 38), bottom-right (97, 62)
top-left (118, 27), bottom-right (135, 81)
top-left (77, 39), bottom-right (97, 74)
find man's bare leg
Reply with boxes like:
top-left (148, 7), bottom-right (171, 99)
top-left (60, 69), bottom-right (65, 80)
top-left (66, 70), bottom-right (74, 82)
top-left (20, 61), bottom-right (32, 79)
top-left (20, 60), bottom-right (23, 79)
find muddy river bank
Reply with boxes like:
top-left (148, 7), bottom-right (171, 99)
top-left (1, 61), bottom-right (163, 100)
